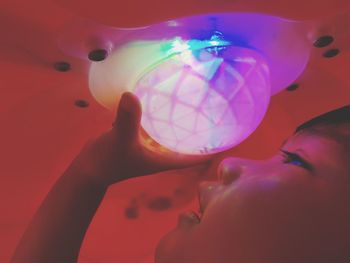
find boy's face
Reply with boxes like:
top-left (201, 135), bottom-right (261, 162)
top-left (155, 128), bottom-right (350, 263)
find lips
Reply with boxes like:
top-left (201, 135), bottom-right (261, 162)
top-left (177, 192), bottom-right (204, 228)
top-left (178, 211), bottom-right (201, 228)
top-left (177, 181), bottom-right (218, 228)
top-left (198, 181), bottom-right (218, 215)
top-left (198, 188), bottom-right (205, 215)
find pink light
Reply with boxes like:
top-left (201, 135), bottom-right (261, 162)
top-left (134, 47), bottom-right (271, 154)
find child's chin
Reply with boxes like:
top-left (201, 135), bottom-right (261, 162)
top-left (154, 227), bottom-right (190, 263)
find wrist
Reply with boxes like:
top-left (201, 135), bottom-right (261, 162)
top-left (64, 161), bottom-right (113, 191)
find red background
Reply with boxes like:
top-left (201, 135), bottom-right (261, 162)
top-left (1, 0), bottom-right (350, 262)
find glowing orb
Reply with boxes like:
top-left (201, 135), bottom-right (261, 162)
top-left (72, 13), bottom-right (312, 155)
top-left (134, 45), bottom-right (270, 154)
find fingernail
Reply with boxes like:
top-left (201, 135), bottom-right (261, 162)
top-left (119, 93), bottom-right (132, 112)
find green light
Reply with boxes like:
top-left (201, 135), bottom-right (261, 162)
top-left (161, 35), bottom-right (231, 58)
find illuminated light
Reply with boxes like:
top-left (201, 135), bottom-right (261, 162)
top-left (89, 39), bottom-right (270, 154)
top-left (78, 13), bottom-right (313, 155)
top-left (169, 38), bottom-right (190, 54)
top-left (134, 46), bottom-right (270, 154)
top-left (167, 20), bottom-right (180, 27)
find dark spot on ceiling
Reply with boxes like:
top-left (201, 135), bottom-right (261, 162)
top-left (88, 49), bottom-right (108, 61)
top-left (323, 48), bottom-right (340, 58)
top-left (75, 99), bottom-right (89, 108)
top-left (147, 196), bottom-right (173, 211)
top-left (124, 206), bottom-right (139, 219)
top-left (54, 61), bottom-right (71, 72)
top-left (286, 83), bottom-right (299, 91)
top-left (313, 35), bottom-right (334, 48)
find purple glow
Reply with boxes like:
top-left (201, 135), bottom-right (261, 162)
top-left (59, 13), bottom-right (312, 154)
top-left (134, 47), bottom-right (270, 154)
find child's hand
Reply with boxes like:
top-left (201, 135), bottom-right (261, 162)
top-left (69, 92), bottom-right (212, 187)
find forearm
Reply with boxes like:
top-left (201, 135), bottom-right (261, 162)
top-left (11, 167), bottom-right (111, 263)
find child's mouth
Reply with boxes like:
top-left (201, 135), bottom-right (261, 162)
top-left (178, 211), bottom-right (201, 228)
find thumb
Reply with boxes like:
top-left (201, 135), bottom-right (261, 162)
top-left (112, 92), bottom-right (142, 143)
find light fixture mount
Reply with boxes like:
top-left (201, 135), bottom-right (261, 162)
top-left (58, 13), bottom-right (313, 155)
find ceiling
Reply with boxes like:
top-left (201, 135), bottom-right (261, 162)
top-left (1, 0), bottom-right (349, 262)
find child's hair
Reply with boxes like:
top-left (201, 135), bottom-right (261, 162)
top-left (295, 105), bottom-right (350, 134)
top-left (294, 105), bottom-right (350, 159)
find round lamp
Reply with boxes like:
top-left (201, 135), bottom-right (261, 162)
top-left (59, 13), bottom-right (312, 155)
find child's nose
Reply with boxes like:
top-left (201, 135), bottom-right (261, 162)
top-left (217, 158), bottom-right (243, 185)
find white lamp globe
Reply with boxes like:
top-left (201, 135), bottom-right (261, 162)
top-left (133, 46), bottom-right (271, 155)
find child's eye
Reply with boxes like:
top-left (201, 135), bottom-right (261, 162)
top-left (280, 149), bottom-right (313, 171)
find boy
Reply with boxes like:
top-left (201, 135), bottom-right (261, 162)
top-left (12, 92), bottom-right (350, 263)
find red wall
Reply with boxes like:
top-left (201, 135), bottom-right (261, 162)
top-left (1, 0), bottom-right (349, 262)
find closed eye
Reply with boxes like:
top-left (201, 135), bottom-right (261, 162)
top-left (280, 149), bottom-right (313, 171)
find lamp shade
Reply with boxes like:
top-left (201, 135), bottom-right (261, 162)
top-left (59, 13), bottom-right (312, 154)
